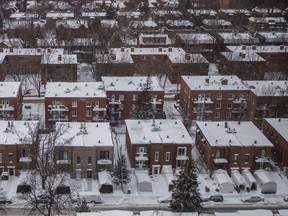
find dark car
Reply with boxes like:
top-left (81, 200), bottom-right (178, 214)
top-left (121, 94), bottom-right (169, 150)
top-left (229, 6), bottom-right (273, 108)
top-left (0, 196), bottom-right (12, 204)
top-left (204, 195), bottom-right (224, 202)
top-left (241, 196), bottom-right (264, 203)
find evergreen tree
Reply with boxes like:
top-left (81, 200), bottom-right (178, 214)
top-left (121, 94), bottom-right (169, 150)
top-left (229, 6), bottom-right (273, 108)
top-left (170, 157), bottom-right (202, 213)
top-left (132, 74), bottom-right (154, 119)
top-left (75, 199), bottom-right (90, 213)
top-left (106, 5), bottom-right (117, 19)
top-left (112, 155), bottom-right (131, 192)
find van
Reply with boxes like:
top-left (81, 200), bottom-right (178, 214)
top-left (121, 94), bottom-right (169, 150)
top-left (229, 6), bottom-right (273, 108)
top-left (78, 191), bottom-right (102, 204)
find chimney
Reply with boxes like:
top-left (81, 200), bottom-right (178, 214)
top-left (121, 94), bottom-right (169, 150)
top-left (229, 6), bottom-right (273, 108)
top-left (242, 45), bottom-right (246, 50)
top-left (111, 54), bottom-right (116, 60)
top-left (252, 45), bottom-right (256, 50)
top-left (58, 54), bottom-right (62, 61)
top-left (221, 79), bottom-right (228, 85)
top-left (278, 118), bottom-right (281, 122)
top-left (241, 53), bottom-right (246, 58)
top-left (120, 47), bottom-right (125, 52)
top-left (0, 48), bottom-right (3, 52)
top-left (158, 47), bottom-right (162, 52)
top-left (168, 47), bottom-right (172, 52)
top-left (10, 48), bottom-right (13, 52)
top-left (37, 48), bottom-right (41, 52)
top-left (131, 47), bottom-right (134, 52)
top-left (205, 78), bottom-right (209, 84)
top-left (185, 53), bottom-right (191, 60)
top-left (47, 48), bottom-right (51, 52)
top-left (280, 45), bottom-right (284, 50)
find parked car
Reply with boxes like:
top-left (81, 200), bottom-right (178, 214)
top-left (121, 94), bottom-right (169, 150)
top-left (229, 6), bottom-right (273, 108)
top-left (241, 196), bottom-right (264, 203)
top-left (203, 195), bottom-right (224, 202)
top-left (0, 196), bottom-right (12, 204)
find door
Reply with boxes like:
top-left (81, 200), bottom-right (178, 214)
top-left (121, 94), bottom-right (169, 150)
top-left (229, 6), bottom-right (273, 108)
top-left (76, 170), bottom-right (81, 180)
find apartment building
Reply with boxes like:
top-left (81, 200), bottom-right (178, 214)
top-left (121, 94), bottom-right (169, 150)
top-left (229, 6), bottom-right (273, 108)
top-left (102, 76), bottom-right (165, 121)
top-left (248, 17), bottom-right (286, 34)
top-left (54, 122), bottom-right (114, 179)
top-left (0, 120), bottom-right (38, 176)
top-left (195, 121), bottom-right (273, 172)
top-left (179, 75), bottom-right (250, 122)
top-left (125, 119), bottom-right (192, 175)
top-left (44, 82), bottom-right (107, 128)
top-left (263, 118), bottom-right (288, 167)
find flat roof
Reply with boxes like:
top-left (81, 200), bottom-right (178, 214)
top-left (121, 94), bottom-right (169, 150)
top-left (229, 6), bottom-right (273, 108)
top-left (45, 82), bottom-right (106, 98)
top-left (244, 80), bottom-right (288, 96)
top-left (264, 118), bottom-right (288, 141)
top-left (125, 119), bottom-right (193, 145)
top-left (0, 82), bottom-right (21, 97)
top-left (196, 121), bottom-right (273, 147)
top-left (181, 75), bottom-right (249, 91)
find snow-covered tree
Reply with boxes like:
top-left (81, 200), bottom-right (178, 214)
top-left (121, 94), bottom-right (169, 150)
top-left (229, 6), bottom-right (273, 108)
top-left (106, 6), bottom-right (117, 19)
top-left (111, 155), bottom-right (131, 192)
top-left (132, 74), bottom-right (154, 119)
top-left (170, 157), bottom-right (202, 213)
top-left (75, 199), bottom-right (90, 213)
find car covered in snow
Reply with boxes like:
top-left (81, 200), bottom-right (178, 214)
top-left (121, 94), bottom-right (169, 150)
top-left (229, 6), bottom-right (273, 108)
top-left (241, 196), bottom-right (264, 203)
top-left (203, 194), bottom-right (224, 202)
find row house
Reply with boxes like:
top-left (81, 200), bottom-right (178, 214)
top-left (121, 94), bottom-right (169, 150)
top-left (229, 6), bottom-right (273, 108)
top-left (263, 118), bottom-right (288, 167)
top-left (0, 120), bottom-right (38, 176)
top-left (139, 34), bottom-right (172, 47)
top-left (255, 32), bottom-right (288, 45)
top-left (226, 45), bottom-right (288, 79)
top-left (44, 82), bottom-right (107, 128)
top-left (96, 47), bottom-right (209, 84)
top-left (165, 20), bottom-right (196, 32)
top-left (201, 19), bottom-right (233, 34)
top-left (56, 19), bottom-right (89, 39)
top-left (125, 119), bottom-right (192, 175)
top-left (0, 82), bottom-right (22, 120)
top-left (248, 17), bottom-right (287, 34)
top-left (244, 80), bottom-right (288, 128)
top-left (54, 122), bottom-right (114, 179)
top-left (218, 9), bottom-right (251, 26)
top-left (46, 11), bottom-right (75, 26)
top-left (195, 121), bottom-right (273, 172)
top-left (102, 76), bottom-right (165, 121)
top-left (179, 75), bottom-right (250, 122)
top-left (216, 33), bottom-right (260, 46)
top-left (0, 48), bottom-right (77, 82)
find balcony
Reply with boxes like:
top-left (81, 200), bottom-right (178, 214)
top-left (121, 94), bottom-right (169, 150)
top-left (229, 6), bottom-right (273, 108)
top-left (93, 106), bottom-right (107, 112)
top-left (0, 105), bottom-right (15, 111)
top-left (48, 105), bottom-right (69, 112)
top-left (193, 107), bottom-right (213, 114)
top-left (19, 157), bottom-right (32, 163)
top-left (56, 159), bottom-right (71, 165)
top-left (256, 105), bottom-right (269, 111)
top-left (48, 115), bottom-right (69, 122)
top-left (233, 98), bottom-right (246, 104)
top-left (232, 108), bottom-right (242, 113)
top-left (213, 158), bottom-right (228, 164)
top-left (92, 116), bottom-right (106, 121)
top-left (193, 98), bottom-right (214, 104)
top-left (97, 159), bottom-right (112, 165)
top-left (109, 99), bottom-right (121, 105)
top-left (176, 155), bottom-right (188, 160)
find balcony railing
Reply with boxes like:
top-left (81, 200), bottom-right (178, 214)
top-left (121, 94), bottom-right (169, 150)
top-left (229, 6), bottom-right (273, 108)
top-left (56, 159), bottom-right (71, 165)
top-left (193, 107), bottom-right (213, 114)
top-left (193, 98), bottom-right (214, 104)
top-left (48, 116), bottom-right (69, 122)
top-left (48, 105), bottom-right (69, 112)
top-left (19, 157), bottom-right (32, 163)
top-left (93, 106), bottom-right (107, 112)
top-left (0, 105), bottom-right (15, 111)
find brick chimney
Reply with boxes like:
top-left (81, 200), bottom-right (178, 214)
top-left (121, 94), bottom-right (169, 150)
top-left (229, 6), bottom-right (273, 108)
top-left (185, 53), bottom-right (191, 60)
top-left (58, 54), bottom-right (62, 61)
top-left (221, 79), bottom-right (228, 85)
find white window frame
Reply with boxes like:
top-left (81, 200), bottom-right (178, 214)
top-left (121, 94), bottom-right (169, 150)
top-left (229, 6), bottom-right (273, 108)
top-left (119, 94), bottom-right (124, 101)
top-left (72, 111), bottom-right (77, 117)
top-left (233, 154), bottom-right (239, 164)
top-left (215, 112), bottom-right (220, 118)
top-left (217, 94), bottom-right (222, 100)
top-left (227, 103), bottom-right (233, 109)
top-left (216, 103), bottom-right (221, 109)
top-left (177, 147), bottom-right (187, 156)
top-left (165, 152), bottom-right (170, 162)
top-left (86, 110), bottom-right (91, 117)
top-left (86, 100), bottom-right (92, 107)
top-left (72, 101), bottom-right (77, 107)
top-left (8, 153), bottom-right (13, 163)
top-left (155, 152), bottom-right (159, 162)
top-left (0, 153), bottom-right (2, 163)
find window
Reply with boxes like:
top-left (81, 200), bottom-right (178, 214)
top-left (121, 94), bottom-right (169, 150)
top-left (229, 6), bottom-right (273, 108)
top-left (87, 170), bottom-right (92, 178)
top-left (72, 111), bottom-right (77, 117)
top-left (227, 103), bottom-right (233, 109)
top-left (0, 153), bottom-right (2, 163)
top-left (95, 101), bottom-right (99, 106)
top-left (59, 151), bottom-right (68, 160)
top-left (215, 149), bottom-right (225, 158)
top-left (217, 94), bottom-right (222, 100)
top-left (137, 147), bottom-right (146, 154)
top-left (133, 95), bottom-right (138, 101)
top-left (21, 149), bottom-right (30, 157)
top-left (256, 149), bottom-right (265, 158)
top-left (177, 147), bottom-right (186, 156)
top-left (226, 112), bottom-right (232, 118)
top-left (155, 152), bottom-right (159, 162)
top-left (228, 94), bottom-right (233, 100)
top-left (165, 152), bottom-right (170, 162)
top-left (86, 100), bottom-right (91, 107)
top-left (215, 112), bottom-right (220, 118)
top-left (100, 151), bottom-right (109, 159)
top-left (72, 101), bottom-right (77, 107)
top-left (233, 154), bottom-right (239, 164)
top-left (119, 94), bottom-right (124, 101)
top-left (76, 156), bottom-right (80, 165)
top-left (216, 103), bottom-right (221, 109)
top-left (244, 154), bottom-right (249, 164)
top-left (88, 156), bottom-right (92, 165)
top-left (111, 95), bottom-right (115, 101)
top-left (86, 110), bottom-right (91, 117)
top-left (8, 153), bottom-right (13, 163)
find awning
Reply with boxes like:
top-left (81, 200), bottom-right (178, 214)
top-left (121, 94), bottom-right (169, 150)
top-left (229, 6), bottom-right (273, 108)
top-left (255, 157), bottom-right (270, 163)
top-left (19, 157), bottom-right (32, 162)
top-left (176, 156), bottom-right (188, 160)
top-left (214, 158), bottom-right (228, 164)
top-left (135, 156), bottom-right (149, 161)
top-left (97, 159), bottom-right (112, 165)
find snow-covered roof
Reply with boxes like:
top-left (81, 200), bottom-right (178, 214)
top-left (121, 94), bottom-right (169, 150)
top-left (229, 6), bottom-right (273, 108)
top-left (252, 7), bottom-right (282, 14)
top-left (166, 19), bottom-right (194, 27)
top-left (221, 52), bottom-right (266, 62)
top-left (0, 120), bottom-right (38, 145)
top-left (187, 9), bottom-right (217, 16)
top-left (230, 170), bottom-right (247, 188)
top-left (139, 34), bottom-right (171, 46)
top-left (215, 210), bottom-right (273, 216)
top-left (264, 118), bottom-right (288, 141)
top-left (218, 9), bottom-right (251, 15)
top-left (76, 210), bottom-right (133, 216)
top-left (0, 82), bottom-right (21, 97)
top-left (181, 75), bottom-right (249, 91)
top-left (55, 122), bottom-right (114, 147)
top-left (140, 211), bottom-right (196, 216)
top-left (10, 12), bottom-right (39, 19)
top-left (56, 19), bottom-right (88, 29)
top-left (117, 11), bottom-right (143, 17)
top-left (214, 169), bottom-right (234, 185)
top-left (244, 80), bottom-right (288, 96)
top-left (218, 33), bottom-right (260, 44)
top-left (0, 37), bottom-right (24, 48)
top-left (196, 121), bottom-right (273, 147)
top-left (98, 47), bottom-right (208, 64)
top-left (81, 12), bottom-right (106, 18)
top-left (40, 52), bottom-right (77, 64)
top-left (45, 82), bottom-right (106, 98)
top-left (248, 17), bottom-right (286, 23)
top-left (2, 19), bottom-right (46, 30)
top-left (46, 11), bottom-right (75, 18)
top-left (254, 170), bottom-right (275, 184)
top-left (242, 169), bottom-right (257, 188)
top-left (130, 20), bottom-right (158, 28)
top-left (102, 76), bottom-right (164, 92)
top-left (226, 45), bottom-right (288, 53)
top-left (153, 10), bottom-right (182, 17)
top-left (202, 19), bottom-right (232, 26)
top-left (125, 119), bottom-right (192, 145)
top-left (176, 33), bottom-right (216, 44)
top-left (135, 170), bottom-right (152, 183)
top-left (256, 32), bottom-right (288, 43)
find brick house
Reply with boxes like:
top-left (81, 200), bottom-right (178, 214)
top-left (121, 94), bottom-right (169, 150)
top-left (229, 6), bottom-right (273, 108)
top-left (244, 80), bottom-right (288, 128)
top-left (0, 48), bottom-right (77, 82)
top-left (44, 82), bottom-right (107, 128)
top-left (125, 119), bottom-right (192, 175)
top-left (95, 47), bottom-right (209, 84)
top-left (195, 121), bottom-right (273, 172)
top-left (0, 120), bottom-right (38, 176)
top-left (263, 118), bottom-right (288, 167)
top-left (102, 76), bottom-right (165, 121)
top-left (248, 17), bottom-right (286, 34)
top-left (0, 82), bottom-right (22, 120)
top-left (54, 122), bottom-right (114, 179)
top-left (179, 75), bottom-right (251, 122)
